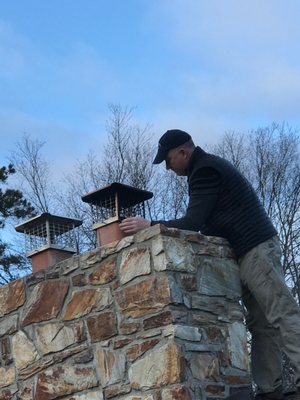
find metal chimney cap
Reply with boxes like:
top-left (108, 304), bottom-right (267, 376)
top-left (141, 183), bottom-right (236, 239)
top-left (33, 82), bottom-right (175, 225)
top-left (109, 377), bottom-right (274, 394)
top-left (15, 212), bottom-right (82, 234)
top-left (81, 182), bottom-right (153, 208)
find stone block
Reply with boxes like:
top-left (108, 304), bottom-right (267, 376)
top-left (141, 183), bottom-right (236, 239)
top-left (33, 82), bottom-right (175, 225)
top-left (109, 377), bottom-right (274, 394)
top-left (152, 236), bottom-right (196, 273)
top-left (0, 385), bottom-right (18, 400)
top-left (59, 255), bottom-right (80, 275)
top-left (19, 358), bottom-right (54, 380)
top-left (205, 384), bottom-right (225, 396)
top-left (119, 321), bottom-right (141, 335)
top-left (135, 223), bottom-right (176, 243)
top-left (0, 366), bottom-right (15, 388)
top-left (35, 321), bottom-right (85, 355)
top-left (120, 247), bottom-right (151, 284)
top-left (104, 383), bottom-right (131, 398)
top-left (1, 336), bottom-right (12, 366)
top-left (95, 347), bottom-right (126, 386)
top-left (0, 279), bottom-right (25, 318)
top-left (79, 247), bottom-right (103, 269)
top-left (88, 257), bottom-right (117, 285)
top-left (161, 385), bottom-right (192, 400)
top-left (72, 273), bottom-right (87, 286)
top-left (21, 281), bottom-right (69, 326)
top-left (35, 365), bottom-right (97, 399)
top-left (16, 379), bottom-right (34, 400)
top-left (126, 338), bottom-right (160, 362)
top-left (122, 394), bottom-right (158, 400)
top-left (0, 314), bottom-right (18, 338)
top-left (64, 390), bottom-right (104, 399)
top-left (227, 322), bottom-right (249, 372)
top-left (189, 353), bottom-right (220, 381)
top-left (115, 276), bottom-right (171, 318)
top-left (173, 325), bottom-right (202, 342)
top-left (128, 340), bottom-right (184, 389)
top-left (143, 310), bottom-right (173, 330)
top-left (12, 331), bottom-right (39, 370)
top-left (87, 312), bottom-right (117, 342)
top-left (63, 288), bottom-right (112, 320)
top-left (197, 256), bottom-right (241, 298)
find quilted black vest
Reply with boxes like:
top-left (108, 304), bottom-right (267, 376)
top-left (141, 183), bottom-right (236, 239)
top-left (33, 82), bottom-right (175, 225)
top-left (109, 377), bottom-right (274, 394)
top-left (189, 147), bottom-right (277, 258)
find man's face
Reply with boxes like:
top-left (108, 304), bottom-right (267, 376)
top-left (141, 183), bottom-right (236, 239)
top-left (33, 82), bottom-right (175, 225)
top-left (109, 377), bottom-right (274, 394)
top-left (165, 147), bottom-right (188, 176)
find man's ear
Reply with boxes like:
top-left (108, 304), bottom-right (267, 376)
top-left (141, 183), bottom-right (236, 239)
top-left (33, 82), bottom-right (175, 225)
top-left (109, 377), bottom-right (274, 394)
top-left (181, 148), bottom-right (188, 159)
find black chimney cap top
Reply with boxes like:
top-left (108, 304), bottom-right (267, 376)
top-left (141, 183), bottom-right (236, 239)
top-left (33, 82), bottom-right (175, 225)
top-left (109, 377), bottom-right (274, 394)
top-left (81, 182), bottom-right (153, 208)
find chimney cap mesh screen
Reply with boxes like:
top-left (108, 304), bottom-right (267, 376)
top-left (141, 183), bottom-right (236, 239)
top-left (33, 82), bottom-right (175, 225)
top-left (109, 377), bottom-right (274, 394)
top-left (15, 213), bottom-right (82, 256)
top-left (81, 182), bottom-right (153, 224)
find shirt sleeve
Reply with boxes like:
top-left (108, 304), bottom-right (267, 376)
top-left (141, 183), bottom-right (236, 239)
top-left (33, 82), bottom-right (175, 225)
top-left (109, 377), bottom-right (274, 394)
top-left (151, 167), bottom-right (221, 231)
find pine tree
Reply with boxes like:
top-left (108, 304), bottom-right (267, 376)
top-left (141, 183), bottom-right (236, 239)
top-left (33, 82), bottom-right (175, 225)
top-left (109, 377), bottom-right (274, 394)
top-left (0, 164), bottom-right (35, 284)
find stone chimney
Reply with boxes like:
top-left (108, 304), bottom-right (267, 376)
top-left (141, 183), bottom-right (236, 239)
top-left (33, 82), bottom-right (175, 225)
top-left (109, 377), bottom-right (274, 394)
top-left (0, 225), bottom-right (251, 399)
top-left (15, 213), bottom-right (82, 273)
top-left (82, 182), bottom-right (153, 246)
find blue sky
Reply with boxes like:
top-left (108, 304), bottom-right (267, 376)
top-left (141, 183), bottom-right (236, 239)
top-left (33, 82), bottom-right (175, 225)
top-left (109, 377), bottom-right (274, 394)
top-left (1, 0), bottom-right (300, 173)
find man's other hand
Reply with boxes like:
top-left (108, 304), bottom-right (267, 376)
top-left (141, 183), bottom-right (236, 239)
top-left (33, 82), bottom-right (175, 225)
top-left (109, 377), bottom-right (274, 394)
top-left (119, 217), bottom-right (151, 235)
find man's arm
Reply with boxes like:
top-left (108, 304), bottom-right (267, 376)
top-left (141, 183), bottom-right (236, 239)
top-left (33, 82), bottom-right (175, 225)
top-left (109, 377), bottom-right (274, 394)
top-left (119, 167), bottom-right (221, 234)
top-left (152, 167), bottom-right (220, 231)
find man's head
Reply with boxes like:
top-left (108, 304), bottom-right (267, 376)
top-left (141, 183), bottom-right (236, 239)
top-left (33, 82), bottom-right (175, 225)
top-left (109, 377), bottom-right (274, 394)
top-left (153, 129), bottom-right (195, 175)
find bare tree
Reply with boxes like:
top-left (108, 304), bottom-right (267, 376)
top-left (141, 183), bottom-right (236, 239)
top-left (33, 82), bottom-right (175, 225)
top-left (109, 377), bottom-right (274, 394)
top-left (210, 130), bottom-right (249, 174)
top-left (249, 123), bottom-right (300, 303)
top-left (211, 123), bottom-right (300, 304)
top-left (100, 104), bottom-right (133, 184)
top-left (10, 134), bottom-right (52, 213)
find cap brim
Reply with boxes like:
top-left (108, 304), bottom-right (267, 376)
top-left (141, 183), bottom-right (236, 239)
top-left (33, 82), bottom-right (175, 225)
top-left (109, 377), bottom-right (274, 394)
top-left (153, 149), bottom-right (167, 164)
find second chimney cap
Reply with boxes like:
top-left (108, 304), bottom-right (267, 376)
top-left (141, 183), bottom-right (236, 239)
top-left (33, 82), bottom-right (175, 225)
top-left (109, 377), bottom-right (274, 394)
top-left (81, 182), bottom-right (153, 207)
top-left (15, 213), bottom-right (82, 234)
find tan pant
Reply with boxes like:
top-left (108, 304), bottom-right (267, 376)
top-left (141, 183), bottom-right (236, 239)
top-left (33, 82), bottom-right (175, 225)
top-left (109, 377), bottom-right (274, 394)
top-left (239, 236), bottom-right (300, 393)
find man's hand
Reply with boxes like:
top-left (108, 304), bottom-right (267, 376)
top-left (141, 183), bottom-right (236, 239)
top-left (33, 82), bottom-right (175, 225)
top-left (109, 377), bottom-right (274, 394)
top-left (119, 217), bottom-right (151, 235)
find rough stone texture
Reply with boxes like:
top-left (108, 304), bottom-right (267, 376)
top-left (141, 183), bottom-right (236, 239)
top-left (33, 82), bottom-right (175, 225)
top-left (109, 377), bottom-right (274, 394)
top-left (88, 257), bottom-right (117, 285)
top-left (15, 379), bottom-right (34, 400)
top-left (189, 353), bottom-right (220, 381)
top-left (79, 247), bottom-right (103, 269)
top-left (63, 288), bottom-right (112, 320)
top-left (227, 321), bottom-right (249, 371)
top-left (35, 365), bottom-right (97, 399)
top-left (115, 276), bottom-right (171, 318)
top-left (21, 281), bottom-right (69, 326)
top-left (122, 395), bottom-right (157, 400)
top-left (0, 367), bottom-right (15, 388)
top-left (161, 385), bottom-right (192, 400)
top-left (0, 226), bottom-right (250, 399)
top-left (1, 336), bottom-right (12, 366)
top-left (173, 325), bottom-right (202, 342)
top-left (143, 310), bottom-right (173, 330)
top-left (197, 256), bottom-right (241, 299)
top-left (12, 331), bottom-right (39, 370)
top-left (87, 312), bottom-right (117, 342)
top-left (152, 236), bottom-right (196, 273)
top-left (95, 347), bottom-right (126, 386)
top-left (35, 321), bottom-right (85, 355)
top-left (119, 247), bottom-right (151, 284)
top-left (0, 385), bottom-right (18, 400)
top-left (128, 340), bottom-right (184, 389)
top-left (126, 339), bottom-right (160, 362)
top-left (64, 390), bottom-right (104, 399)
top-left (0, 279), bottom-right (25, 317)
top-left (0, 314), bottom-right (18, 337)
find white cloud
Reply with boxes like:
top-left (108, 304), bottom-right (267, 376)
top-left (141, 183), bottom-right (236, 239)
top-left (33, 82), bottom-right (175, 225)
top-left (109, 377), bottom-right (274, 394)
top-left (145, 0), bottom-right (300, 131)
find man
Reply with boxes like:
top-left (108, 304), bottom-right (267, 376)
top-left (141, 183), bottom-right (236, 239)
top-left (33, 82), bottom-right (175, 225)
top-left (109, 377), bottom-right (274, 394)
top-left (119, 129), bottom-right (300, 400)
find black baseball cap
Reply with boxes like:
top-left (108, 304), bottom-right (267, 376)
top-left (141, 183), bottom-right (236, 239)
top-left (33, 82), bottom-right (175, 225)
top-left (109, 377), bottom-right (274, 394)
top-left (153, 129), bottom-right (191, 164)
